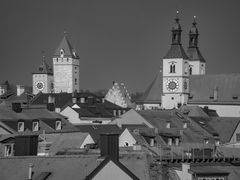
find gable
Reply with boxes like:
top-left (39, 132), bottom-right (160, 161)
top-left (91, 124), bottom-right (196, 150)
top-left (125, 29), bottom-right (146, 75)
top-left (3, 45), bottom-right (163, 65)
top-left (119, 129), bottom-right (136, 147)
top-left (111, 109), bottom-right (154, 128)
top-left (91, 160), bottom-right (135, 180)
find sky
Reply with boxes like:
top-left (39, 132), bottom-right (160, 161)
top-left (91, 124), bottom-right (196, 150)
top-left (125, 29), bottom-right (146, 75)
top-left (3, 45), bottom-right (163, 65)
top-left (1, 0), bottom-right (240, 93)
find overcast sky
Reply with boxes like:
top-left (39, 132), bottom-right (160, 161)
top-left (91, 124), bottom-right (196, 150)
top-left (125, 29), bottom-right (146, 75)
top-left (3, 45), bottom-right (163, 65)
top-left (1, 0), bottom-right (240, 93)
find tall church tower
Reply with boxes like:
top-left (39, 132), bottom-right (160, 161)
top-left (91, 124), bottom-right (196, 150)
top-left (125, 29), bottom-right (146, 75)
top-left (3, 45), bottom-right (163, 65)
top-left (53, 35), bottom-right (80, 93)
top-left (161, 12), bottom-right (189, 109)
top-left (32, 56), bottom-right (54, 95)
top-left (187, 16), bottom-right (206, 75)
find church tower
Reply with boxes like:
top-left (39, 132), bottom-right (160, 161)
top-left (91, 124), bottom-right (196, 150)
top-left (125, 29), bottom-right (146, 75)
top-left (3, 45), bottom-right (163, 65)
top-left (187, 16), bottom-right (206, 75)
top-left (161, 12), bottom-right (190, 109)
top-left (32, 56), bottom-right (54, 95)
top-left (53, 35), bottom-right (80, 93)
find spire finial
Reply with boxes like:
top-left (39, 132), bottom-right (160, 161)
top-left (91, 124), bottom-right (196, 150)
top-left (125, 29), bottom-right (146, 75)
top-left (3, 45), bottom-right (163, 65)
top-left (41, 50), bottom-right (45, 62)
top-left (193, 16), bottom-right (197, 26)
top-left (64, 30), bottom-right (68, 37)
top-left (175, 10), bottom-right (179, 22)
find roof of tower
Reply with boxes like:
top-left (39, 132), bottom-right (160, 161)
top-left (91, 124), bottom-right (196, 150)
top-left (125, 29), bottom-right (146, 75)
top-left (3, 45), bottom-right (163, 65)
top-left (172, 11), bottom-right (181, 31)
top-left (33, 58), bottom-right (53, 75)
top-left (53, 36), bottom-right (79, 59)
top-left (164, 44), bottom-right (189, 59)
top-left (187, 47), bottom-right (206, 62)
top-left (189, 16), bottom-right (198, 34)
top-left (138, 70), bottom-right (163, 103)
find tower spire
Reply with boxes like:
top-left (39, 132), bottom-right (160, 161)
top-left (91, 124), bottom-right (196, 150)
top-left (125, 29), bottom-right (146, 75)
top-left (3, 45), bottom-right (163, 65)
top-left (171, 11), bottom-right (182, 45)
top-left (189, 16), bottom-right (199, 48)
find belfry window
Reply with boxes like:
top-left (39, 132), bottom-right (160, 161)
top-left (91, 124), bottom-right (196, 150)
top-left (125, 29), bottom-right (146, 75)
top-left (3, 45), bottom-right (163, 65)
top-left (170, 64), bottom-right (175, 73)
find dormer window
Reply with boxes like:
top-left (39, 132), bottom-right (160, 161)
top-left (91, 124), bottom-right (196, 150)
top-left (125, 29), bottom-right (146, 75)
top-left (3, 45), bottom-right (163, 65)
top-left (183, 122), bottom-right (187, 129)
top-left (166, 121), bottom-right (171, 128)
top-left (55, 120), bottom-right (62, 130)
top-left (60, 49), bottom-right (65, 58)
top-left (32, 121), bottom-right (39, 131)
top-left (18, 121), bottom-right (24, 132)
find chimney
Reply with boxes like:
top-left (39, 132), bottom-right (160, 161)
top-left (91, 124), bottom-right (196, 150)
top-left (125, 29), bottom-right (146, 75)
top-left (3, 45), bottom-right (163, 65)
top-left (48, 95), bottom-right (55, 103)
top-left (213, 86), bottom-right (218, 101)
top-left (12, 103), bottom-right (22, 113)
top-left (100, 133), bottom-right (119, 161)
top-left (28, 163), bottom-right (34, 180)
top-left (15, 135), bottom-right (38, 156)
top-left (72, 90), bottom-right (77, 104)
top-left (47, 103), bottom-right (55, 112)
top-left (182, 163), bottom-right (191, 179)
top-left (17, 85), bottom-right (25, 96)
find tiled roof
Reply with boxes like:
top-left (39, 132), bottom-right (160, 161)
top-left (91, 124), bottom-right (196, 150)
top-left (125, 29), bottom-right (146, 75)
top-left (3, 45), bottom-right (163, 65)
top-left (189, 74), bottom-right (240, 104)
top-left (178, 105), bottom-right (209, 118)
top-left (207, 117), bottom-right (240, 143)
top-left (163, 44), bottom-right (189, 59)
top-left (187, 47), bottom-right (206, 62)
top-left (139, 110), bottom-right (214, 144)
top-left (86, 157), bottom-right (140, 180)
top-left (138, 70), bottom-right (162, 103)
top-left (75, 124), bottom-right (121, 143)
top-left (53, 36), bottom-right (79, 59)
top-left (33, 60), bottom-right (53, 75)
top-left (40, 132), bottom-right (90, 154)
top-left (0, 153), bottom-right (150, 180)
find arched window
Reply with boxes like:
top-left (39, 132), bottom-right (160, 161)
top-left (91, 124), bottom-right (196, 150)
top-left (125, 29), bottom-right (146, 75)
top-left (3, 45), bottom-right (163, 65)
top-left (170, 64), bottom-right (176, 73)
top-left (189, 66), bottom-right (192, 75)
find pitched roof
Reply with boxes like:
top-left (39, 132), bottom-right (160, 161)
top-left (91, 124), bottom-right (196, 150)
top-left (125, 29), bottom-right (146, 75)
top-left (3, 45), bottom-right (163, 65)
top-left (178, 105), bottom-right (209, 118)
top-left (207, 117), bottom-right (240, 143)
top-left (139, 110), bottom-right (214, 144)
top-left (40, 132), bottom-right (90, 154)
top-left (0, 153), bottom-right (150, 180)
top-left (33, 60), bottom-right (53, 75)
top-left (138, 70), bottom-right (162, 103)
top-left (75, 124), bottom-right (121, 143)
top-left (187, 47), bottom-right (206, 62)
top-left (85, 157), bottom-right (140, 180)
top-left (163, 44), bottom-right (189, 59)
top-left (53, 36), bottom-right (79, 58)
top-left (189, 74), bottom-right (240, 104)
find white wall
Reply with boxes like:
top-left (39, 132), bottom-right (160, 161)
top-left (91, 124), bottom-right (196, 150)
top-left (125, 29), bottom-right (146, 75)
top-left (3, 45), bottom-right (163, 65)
top-left (119, 129), bottom-right (136, 147)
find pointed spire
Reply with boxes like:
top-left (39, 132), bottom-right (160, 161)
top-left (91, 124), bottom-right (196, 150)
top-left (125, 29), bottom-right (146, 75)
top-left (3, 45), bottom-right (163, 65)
top-left (33, 53), bottom-right (53, 75)
top-left (171, 11), bottom-right (182, 45)
top-left (187, 16), bottom-right (206, 62)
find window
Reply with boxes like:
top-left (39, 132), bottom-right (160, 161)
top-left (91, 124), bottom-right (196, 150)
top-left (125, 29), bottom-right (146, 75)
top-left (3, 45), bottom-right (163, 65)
top-left (124, 142), bottom-right (129, 147)
top-left (60, 49), bottom-right (64, 57)
top-left (18, 121), bottom-right (24, 132)
top-left (113, 110), bottom-right (117, 116)
top-left (55, 120), bottom-right (62, 130)
top-left (4, 144), bottom-right (14, 157)
top-left (236, 133), bottom-right (240, 142)
top-left (168, 138), bottom-right (172, 145)
top-left (32, 121), bottom-right (39, 131)
top-left (118, 110), bottom-right (121, 116)
top-left (189, 66), bottom-right (192, 75)
top-left (75, 78), bottom-right (77, 85)
top-left (170, 64), bottom-right (176, 73)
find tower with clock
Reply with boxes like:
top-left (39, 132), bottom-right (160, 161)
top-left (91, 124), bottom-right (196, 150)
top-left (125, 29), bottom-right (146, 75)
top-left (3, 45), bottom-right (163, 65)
top-left (32, 56), bottom-right (54, 95)
top-left (161, 12), bottom-right (190, 109)
top-left (53, 35), bottom-right (80, 93)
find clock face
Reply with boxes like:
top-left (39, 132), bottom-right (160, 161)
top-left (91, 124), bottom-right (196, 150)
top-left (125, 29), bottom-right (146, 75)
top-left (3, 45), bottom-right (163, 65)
top-left (36, 81), bottom-right (44, 90)
top-left (166, 79), bottom-right (179, 92)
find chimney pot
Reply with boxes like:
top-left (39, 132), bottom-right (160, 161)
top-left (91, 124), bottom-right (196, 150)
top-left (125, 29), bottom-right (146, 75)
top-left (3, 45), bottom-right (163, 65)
top-left (17, 85), bottom-right (25, 96)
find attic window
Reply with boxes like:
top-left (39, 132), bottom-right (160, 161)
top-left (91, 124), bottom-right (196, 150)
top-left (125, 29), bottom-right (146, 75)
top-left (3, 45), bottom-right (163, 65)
top-left (32, 121), bottom-right (39, 132)
top-left (4, 144), bottom-right (14, 157)
top-left (166, 122), bottom-right (171, 128)
top-left (55, 120), bottom-right (62, 130)
top-left (60, 49), bottom-right (64, 57)
top-left (18, 121), bottom-right (24, 132)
